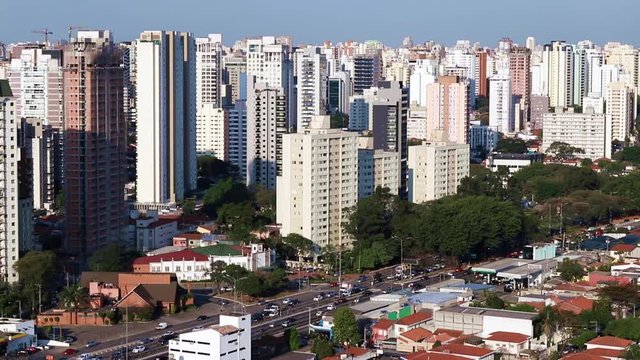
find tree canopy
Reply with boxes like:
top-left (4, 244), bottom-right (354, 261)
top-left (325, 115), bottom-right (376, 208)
top-left (494, 137), bottom-right (527, 154)
top-left (88, 244), bottom-right (142, 272)
top-left (14, 251), bottom-right (57, 289)
top-left (546, 141), bottom-right (585, 161)
top-left (202, 177), bottom-right (253, 217)
top-left (332, 307), bottom-right (362, 347)
top-left (557, 258), bottom-right (586, 282)
top-left (311, 336), bottom-right (334, 359)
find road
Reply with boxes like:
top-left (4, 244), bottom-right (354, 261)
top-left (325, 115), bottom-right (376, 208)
top-left (36, 265), bottom-right (450, 360)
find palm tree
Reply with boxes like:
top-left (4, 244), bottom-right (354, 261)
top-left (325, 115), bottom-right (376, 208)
top-left (58, 285), bottom-right (88, 311)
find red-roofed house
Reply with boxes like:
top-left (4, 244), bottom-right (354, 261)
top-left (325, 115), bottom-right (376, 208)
top-left (554, 296), bottom-right (594, 315)
top-left (404, 351), bottom-right (469, 360)
top-left (586, 336), bottom-right (633, 351)
top-left (397, 328), bottom-right (457, 353)
top-left (583, 347), bottom-right (625, 359)
top-left (395, 311), bottom-right (433, 334)
top-left (429, 344), bottom-right (494, 360)
top-left (371, 318), bottom-right (396, 345)
top-left (561, 353), bottom-right (608, 360)
top-left (610, 244), bottom-right (636, 260)
top-left (483, 331), bottom-right (530, 357)
top-left (588, 271), bottom-right (633, 287)
top-left (132, 249), bottom-right (210, 281)
top-left (324, 347), bottom-right (377, 360)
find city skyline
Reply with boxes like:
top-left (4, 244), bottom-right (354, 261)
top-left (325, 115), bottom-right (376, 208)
top-left (2, 0), bottom-right (639, 47)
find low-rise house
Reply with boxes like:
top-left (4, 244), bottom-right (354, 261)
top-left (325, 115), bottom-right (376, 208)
top-left (132, 249), bottom-right (210, 281)
top-left (395, 311), bottom-right (433, 334)
top-left (325, 347), bottom-right (377, 360)
top-left (583, 347), bottom-right (625, 359)
top-left (433, 306), bottom-right (537, 337)
top-left (585, 336), bottom-right (633, 351)
top-left (128, 210), bottom-right (179, 251)
top-left (610, 244), bottom-right (636, 261)
top-left (429, 344), bottom-right (494, 360)
top-left (588, 271), bottom-right (633, 287)
top-left (397, 327), bottom-right (457, 353)
top-left (371, 318), bottom-right (396, 345)
top-left (404, 351), bottom-right (469, 360)
top-left (483, 331), bottom-right (530, 357)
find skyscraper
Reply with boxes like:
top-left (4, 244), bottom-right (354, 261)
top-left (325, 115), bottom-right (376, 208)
top-left (489, 71), bottom-right (514, 133)
top-left (353, 53), bottom-right (382, 94)
top-left (606, 81), bottom-right (636, 142)
top-left (246, 81), bottom-right (288, 189)
top-left (196, 34), bottom-right (222, 108)
top-left (426, 76), bottom-right (470, 144)
top-left (295, 47), bottom-right (327, 129)
top-left (327, 71), bottom-right (350, 115)
top-left (542, 41), bottom-right (574, 108)
top-left (136, 31), bottom-right (197, 205)
top-left (508, 47), bottom-right (531, 108)
top-left (277, 116), bottom-right (358, 248)
top-left (63, 30), bottom-right (126, 255)
top-left (228, 100), bottom-right (247, 183)
top-left (196, 105), bottom-right (228, 160)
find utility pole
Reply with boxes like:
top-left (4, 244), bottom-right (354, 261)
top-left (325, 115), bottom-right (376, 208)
top-left (37, 284), bottom-right (42, 314)
top-left (125, 304), bottom-right (129, 360)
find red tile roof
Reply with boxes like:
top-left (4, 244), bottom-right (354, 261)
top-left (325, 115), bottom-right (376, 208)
top-left (584, 348), bottom-right (624, 357)
top-left (405, 351), bottom-right (469, 360)
top-left (431, 343), bottom-right (493, 357)
top-left (484, 331), bottom-right (529, 344)
top-left (397, 311), bottom-right (432, 326)
top-left (611, 244), bottom-right (636, 253)
top-left (434, 329), bottom-right (464, 337)
top-left (400, 327), bottom-right (434, 342)
top-left (133, 249), bottom-right (209, 265)
top-left (173, 233), bottom-right (203, 240)
top-left (586, 336), bottom-right (633, 348)
top-left (343, 347), bottom-right (370, 357)
top-left (562, 353), bottom-right (607, 360)
top-left (371, 318), bottom-right (395, 330)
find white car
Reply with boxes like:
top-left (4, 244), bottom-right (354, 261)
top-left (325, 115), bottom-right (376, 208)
top-left (192, 326), bottom-right (205, 331)
top-left (132, 345), bottom-right (146, 353)
top-left (155, 322), bottom-right (168, 330)
top-left (316, 310), bottom-right (324, 317)
top-left (78, 355), bottom-right (92, 360)
top-left (268, 311), bottom-right (278, 317)
top-left (326, 304), bottom-right (336, 311)
top-left (282, 298), bottom-right (292, 305)
top-left (313, 295), bottom-right (323, 301)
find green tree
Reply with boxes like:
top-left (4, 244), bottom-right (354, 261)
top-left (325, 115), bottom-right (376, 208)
top-left (623, 344), bottom-right (640, 359)
top-left (197, 156), bottom-right (233, 180)
top-left (58, 285), bottom-right (89, 311)
top-left (254, 186), bottom-right (276, 223)
top-left (613, 146), bottom-right (640, 164)
top-left (599, 160), bottom-right (625, 175)
top-left (557, 258), bottom-right (586, 282)
top-left (312, 336), bottom-right (334, 359)
top-left (202, 177), bottom-right (252, 217)
top-left (571, 329), bottom-right (597, 347)
top-left (332, 307), bottom-right (362, 347)
top-left (181, 198), bottom-right (196, 215)
top-left (283, 234), bottom-right (314, 262)
top-left (207, 260), bottom-right (228, 292)
top-left (54, 191), bottom-right (64, 213)
top-left (605, 317), bottom-right (640, 340)
top-left (330, 112), bottom-right (349, 129)
top-left (581, 158), bottom-right (593, 167)
top-left (285, 328), bottom-right (301, 350)
top-left (483, 293), bottom-right (505, 309)
top-left (509, 303), bottom-right (537, 312)
top-left (88, 244), bottom-right (142, 272)
top-left (235, 273), bottom-right (263, 297)
top-left (494, 137), bottom-right (527, 154)
top-left (597, 284), bottom-right (640, 319)
top-left (216, 201), bottom-right (256, 240)
top-left (14, 251), bottom-right (56, 289)
top-left (546, 141), bottom-right (585, 161)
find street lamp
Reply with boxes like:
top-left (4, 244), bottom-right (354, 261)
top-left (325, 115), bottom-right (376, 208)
top-left (222, 274), bottom-right (249, 313)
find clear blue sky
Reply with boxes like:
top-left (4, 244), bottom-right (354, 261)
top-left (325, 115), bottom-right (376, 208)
top-left (2, 0), bottom-right (638, 47)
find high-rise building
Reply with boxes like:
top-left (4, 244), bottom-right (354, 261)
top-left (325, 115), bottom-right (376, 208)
top-left (469, 125), bottom-right (499, 155)
top-left (407, 142), bottom-right (470, 204)
top-left (136, 31), bottom-right (197, 205)
top-left (21, 118), bottom-right (56, 211)
top-left (222, 52), bottom-right (247, 105)
top-left (0, 80), bottom-right (33, 283)
top-left (121, 41), bottom-right (138, 137)
top-left (606, 81), bottom-right (636, 142)
top-left (357, 137), bottom-right (399, 199)
top-left (475, 49), bottom-right (489, 97)
top-left (63, 30), bottom-right (126, 255)
top-left (489, 71), bottom-right (514, 133)
top-left (407, 106), bottom-right (428, 140)
top-left (604, 42), bottom-right (639, 89)
top-left (228, 100), bottom-right (247, 183)
top-left (196, 104), bottom-right (228, 160)
top-left (196, 34), bottom-right (222, 108)
top-left (542, 41), bottom-right (574, 108)
top-left (295, 47), bottom-right (327, 129)
top-left (7, 46), bottom-right (64, 210)
top-left (542, 107), bottom-right (611, 160)
top-left (426, 76), bottom-right (469, 144)
top-left (276, 116), bottom-right (358, 248)
top-left (348, 95), bottom-right (369, 131)
top-left (508, 47), bottom-right (531, 109)
top-left (353, 53), bottom-right (382, 94)
top-left (409, 59), bottom-right (437, 107)
top-left (246, 82), bottom-right (288, 189)
top-left (327, 71), bottom-right (350, 115)
top-left (529, 95), bottom-right (550, 130)
top-left (371, 81), bottom-right (409, 198)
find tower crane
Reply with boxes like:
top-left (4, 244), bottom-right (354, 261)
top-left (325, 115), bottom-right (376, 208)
top-left (32, 29), bottom-right (53, 46)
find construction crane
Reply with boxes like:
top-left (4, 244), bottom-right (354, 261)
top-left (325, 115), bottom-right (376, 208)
top-left (68, 26), bottom-right (88, 43)
top-left (32, 28), bottom-right (53, 46)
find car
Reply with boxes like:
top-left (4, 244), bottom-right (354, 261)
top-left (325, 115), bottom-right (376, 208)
top-left (316, 310), bottom-right (324, 317)
top-left (288, 299), bottom-right (300, 306)
top-left (353, 297), bottom-right (361, 304)
top-left (137, 337), bottom-right (151, 345)
top-left (335, 297), bottom-right (347, 304)
top-left (313, 294), bottom-right (323, 301)
top-left (268, 311), bottom-right (278, 317)
top-left (386, 274), bottom-right (396, 280)
top-left (86, 340), bottom-right (99, 348)
top-left (78, 354), bottom-right (93, 360)
top-left (220, 300), bottom-right (229, 305)
top-left (132, 345), bottom-right (146, 353)
top-left (192, 326), bottom-right (205, 331)
top-left (163, 331), bottom-right (176, 337)
top-left (407, 282), bottom-right (415, 288)
top-left (196, 315), bottom-right (208, 321)
top-left (269, 322), bottom-right (276, 327)
top-left (252, 313), bottom-right (264, 322)
top-left (63, 348), bottom-right (77, 356)
top-left (157, 338), bottom-right (168, 345)
top-left (282, 297), bottom-right (292, 305)
top-left (155, 322), bottom-right (168, 330)
top-left (326, 304), bottom-right (336, 310)
top-left (64, 336), bottom-right (76, 343)
top-left (282, 319), bottom-right (292, 327)
top-left (257, 299), bottom-right (267, 305)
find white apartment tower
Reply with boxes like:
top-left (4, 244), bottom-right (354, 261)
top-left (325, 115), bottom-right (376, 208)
top-left (489, 71), bottom-right (514, 133)
top-left (357, 137), bottom-right (400, 199)
top-left (136, 31), bottom-right (197, 205)
top-left (295, 47), bottom-right (327, 129)
top-left (228, 100), bottom-right (247, 183)
top-left (542, 41), bottom-right (574, 108)
top-left (407, 142), bottom-right (470, 204)
top-left (246, 82), bottom-right (288, 189)
top-left (196, 34), bottom-right (222, 107)
top-left (196, 105), bottom-right (228, 160)
top-left (604, 42), bottom-right (639, 89)
top-left (168, 314), bottom-right (251, 360)
top-left (276, 116), bottom-right (358, 248)
top-left (606, 81), bottom-right (636, 142)
top-left (542, 107), bottom-right (612, 160)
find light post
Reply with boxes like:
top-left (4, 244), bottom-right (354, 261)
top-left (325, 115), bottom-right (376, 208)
top-left (307, 307), bottom-right (312, 334)
top-left (222, 274), bottom-right (249, 313)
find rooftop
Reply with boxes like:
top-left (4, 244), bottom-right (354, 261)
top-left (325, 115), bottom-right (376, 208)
top-left (484, 331), bottom-right (529, 343)
top-left (371, 318), bottom-right (396, 330)
top-left (439, 305), bottom-right (538, 320)
top-left (133, 248), bottom-right (209, 265)
top-left (408, 291), bottom-right (459, 305)
top-left (404, 351), bottom-right (469, 360)
top-left (210, 324), bottom-right (239, 335)
top-left (431, 343), bottom-right (494, 357)
top-left (397, 311), bottom-right (433, 326)
top-left (400, 327), bottom-right (434, 342)
top-left (193, 244), bottom-right (243, 256)
top-left (586, 336), bottom-right (633, 348)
